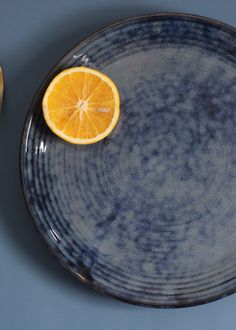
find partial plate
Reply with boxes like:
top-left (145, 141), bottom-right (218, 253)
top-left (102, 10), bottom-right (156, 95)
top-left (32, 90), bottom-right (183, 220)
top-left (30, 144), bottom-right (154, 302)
top-left (21, 13), bottom-right (236, 307)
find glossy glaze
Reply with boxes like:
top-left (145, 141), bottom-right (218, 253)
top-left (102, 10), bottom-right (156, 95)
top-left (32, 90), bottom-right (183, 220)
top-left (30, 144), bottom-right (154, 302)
top-left (21, 14), bottom-right (236, 307)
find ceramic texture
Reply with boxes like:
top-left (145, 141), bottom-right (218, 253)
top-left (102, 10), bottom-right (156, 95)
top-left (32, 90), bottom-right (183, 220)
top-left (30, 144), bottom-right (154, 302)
top-left (21, 14), bottom-right (236, 307)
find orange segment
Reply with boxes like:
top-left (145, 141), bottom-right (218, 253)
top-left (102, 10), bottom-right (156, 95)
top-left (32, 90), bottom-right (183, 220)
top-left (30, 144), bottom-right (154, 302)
top-left (42, 67), bottom-right (120, 144)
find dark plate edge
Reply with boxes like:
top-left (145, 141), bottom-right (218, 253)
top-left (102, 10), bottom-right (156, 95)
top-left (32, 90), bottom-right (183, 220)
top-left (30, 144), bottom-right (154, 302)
top-left (19, 12), bottom-right (236, 308)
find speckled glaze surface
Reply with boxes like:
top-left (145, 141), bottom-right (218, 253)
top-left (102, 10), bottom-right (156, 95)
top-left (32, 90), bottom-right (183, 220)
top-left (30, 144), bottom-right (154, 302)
top-left (21, 14), bottom-right (236, 307)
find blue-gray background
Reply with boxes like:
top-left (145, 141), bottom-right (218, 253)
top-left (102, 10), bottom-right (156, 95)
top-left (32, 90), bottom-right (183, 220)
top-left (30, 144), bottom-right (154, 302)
top-left (1, 0), bottom-right (236, 329)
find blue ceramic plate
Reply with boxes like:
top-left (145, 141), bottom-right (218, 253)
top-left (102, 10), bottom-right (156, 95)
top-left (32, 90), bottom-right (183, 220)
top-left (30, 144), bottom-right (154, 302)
top-left (21, 13), bottom-right (236, 307)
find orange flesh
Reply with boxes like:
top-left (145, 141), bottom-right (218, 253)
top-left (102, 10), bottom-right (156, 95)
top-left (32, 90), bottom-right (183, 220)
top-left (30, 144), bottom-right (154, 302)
top-left (47, 72), bottom-right (116, 139)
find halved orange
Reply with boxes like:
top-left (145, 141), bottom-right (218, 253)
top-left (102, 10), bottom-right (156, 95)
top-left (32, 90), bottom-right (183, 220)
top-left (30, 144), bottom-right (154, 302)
top-left (42, 67), bottom-right (120, 144)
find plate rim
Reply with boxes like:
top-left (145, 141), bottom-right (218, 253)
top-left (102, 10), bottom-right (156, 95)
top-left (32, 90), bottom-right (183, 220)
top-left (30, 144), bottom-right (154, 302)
top-left (20, 12), bottom-right (236, 308)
